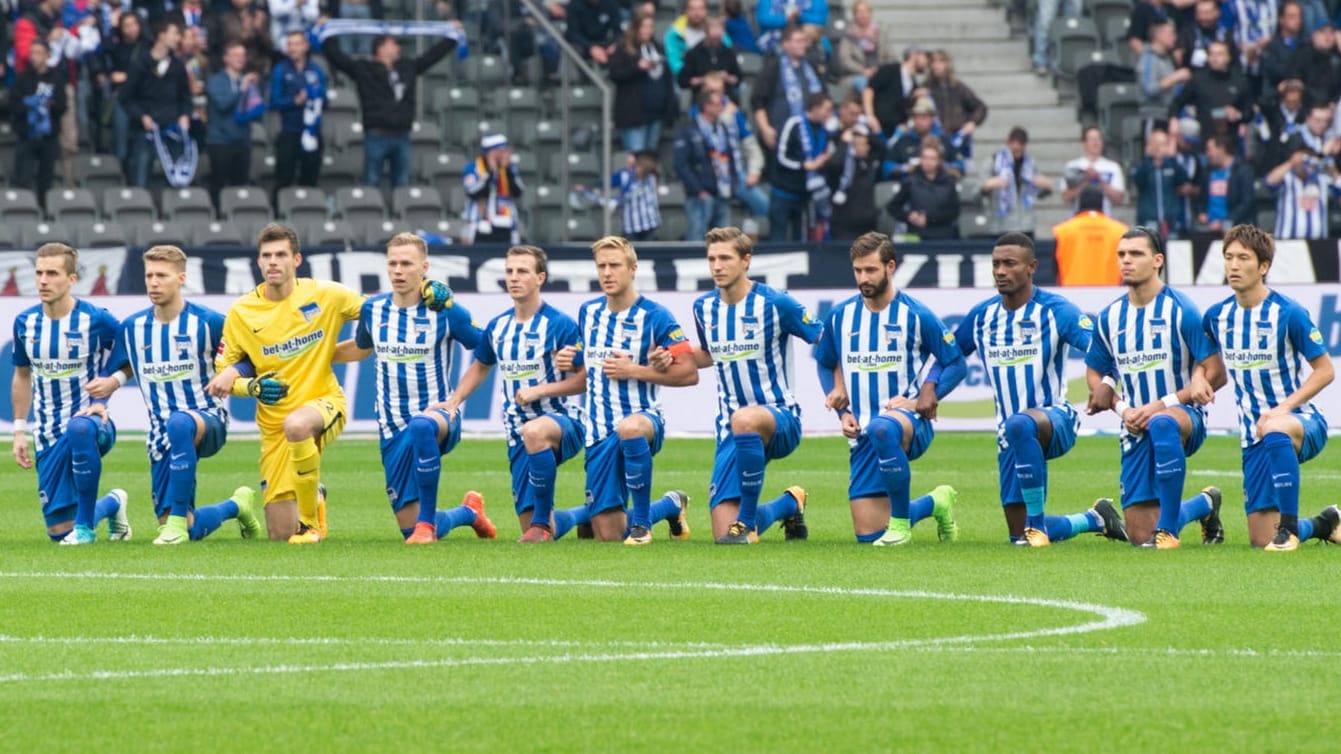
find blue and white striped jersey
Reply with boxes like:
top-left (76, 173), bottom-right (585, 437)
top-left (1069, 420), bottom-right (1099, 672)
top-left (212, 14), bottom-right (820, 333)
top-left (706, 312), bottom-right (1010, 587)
top-left (1086, 286), bottom-right (1217, 451)
top-left (355, 294), bottom-right (483, 441)
top-left (572, 295), bottom-right (692, 446)
top-left (11, 299), bottom-right (123, 454)
top-left (473, 301), bottom-right (584, 446)
top-left (1203, 290), bottom-right (1328, 447)
top-left (814, 291), bottom-right (962, 430)
top-left (955, 288), bottom-right (1093, 444)
top-left (117, 302), bottom-right (229, 462)
top-left (693, 282), bottom-right (822, 443)
top-left (1271, 169), bottom-right (1338, 240)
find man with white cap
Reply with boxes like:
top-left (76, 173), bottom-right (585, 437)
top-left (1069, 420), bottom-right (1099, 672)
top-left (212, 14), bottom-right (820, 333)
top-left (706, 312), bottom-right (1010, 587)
top-left (463, 133), bottom-right (525, 245)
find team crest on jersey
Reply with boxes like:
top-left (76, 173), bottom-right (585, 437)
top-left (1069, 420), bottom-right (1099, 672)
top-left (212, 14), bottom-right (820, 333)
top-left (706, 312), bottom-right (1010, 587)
top-left (1016, 320), bottom-right (1036, 343)
top-left (1078, 315), bottom-right (1094, 330)
top-left (1255, 321), bottom-right (1275, 349)
top-left (174, 334), bottom-right (194, 358)
top-left (65, 331), bottom-right (85, 356)
top-left (300, 302), bottom-right (321, 323)
top-left (739, 316), bottom-right (759, 338)
top-left (413, 318), bottom-right (432, 335)
top-left (1148, 318), bottom-right (1167, 347)
top-left (883, 323), bottom-right (902, 345)
top-left (1311, 328), bottom-right (1324, 345)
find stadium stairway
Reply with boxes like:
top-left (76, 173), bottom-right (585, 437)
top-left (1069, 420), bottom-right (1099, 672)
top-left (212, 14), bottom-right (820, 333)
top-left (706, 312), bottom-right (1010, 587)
top-left (868, 0), bottom-right (1137, 237)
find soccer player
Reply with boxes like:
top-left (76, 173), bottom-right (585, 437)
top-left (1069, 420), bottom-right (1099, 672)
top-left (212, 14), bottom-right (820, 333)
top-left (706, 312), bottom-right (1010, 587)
top-left (553, 235), bottom-right (699, 545)
top-left (206, 223), bottom-right (365, 544)
top-left (1084, 228), bottom-right (1228, 549)
top-left (814, 231), bottom-right (964, 546)
top-left (691, 226), bottom-right (820, 545)
top-left (336, 232), bottom-right (497, 543)
top-left (950, 232), bottom-right (1128, 547)
top-left (10, 242), bottom-right (130, 544)
top-left (85, 245), bottom-right (262, 544)
top-left (1202, 224), bottom-right (1340, 550)
top-left (444, 245), bottom-right (591, 543)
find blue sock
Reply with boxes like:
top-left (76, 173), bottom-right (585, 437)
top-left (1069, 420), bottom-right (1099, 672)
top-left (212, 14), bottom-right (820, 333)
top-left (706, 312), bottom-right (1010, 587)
top-left (755, 490), bottom-right (799, 535)
top-left (1004, 414), bottom-right (1046, 529)
top-left (188, 500), bottom-right (237, 541)
top-left (1175, 492), bottom-right (1213, 534)
top-left (93, 494), bottom-right (120, 526)
top-left (434, 505), bottom-right (477, 537)
top-left (408, 416), bottom-right (443, 524)
top-left (909, 494), bottom-right (933, 526)
top-left (649, 493), bottom-right (680, 525)
top-left (856, 530), bottom-right (882, 543)
top-left (68, 416), bottom-right (102, 530)
top-left (552, 505), bottom-right (589, 540)
top-left (733, 433), bottom-right (767, 529)
top-left (526, 448), bottom-right (557, 528)
top-left (620, 436), bottom-right (653, 528)
top-left (1298, 517), bottom-right (1316, 541)
top-left (1149, 414), bottom-right (1186, 533)
top-left (1263, 432), bottom-right (1300, 517)
top-left (1042, 514), bottom-right (1079, 542)
top-left (869, 415), bottom-right (910, 519)
top-left (165, 412), bottom-right (199, 518)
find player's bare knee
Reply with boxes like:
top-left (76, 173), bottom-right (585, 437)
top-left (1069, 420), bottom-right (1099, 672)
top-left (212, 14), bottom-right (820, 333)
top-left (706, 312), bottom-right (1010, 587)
top-left (730, 407), bottom-right (772, 435)
top-left (520, 419), bottom-right (556, 452)
top-left (615, 417), bottom-right (649, 440)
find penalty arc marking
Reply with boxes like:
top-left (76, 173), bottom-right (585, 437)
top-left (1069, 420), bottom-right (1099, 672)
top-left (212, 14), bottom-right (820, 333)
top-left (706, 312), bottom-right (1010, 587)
top-left (0, 572), bottom-right (1147, 684)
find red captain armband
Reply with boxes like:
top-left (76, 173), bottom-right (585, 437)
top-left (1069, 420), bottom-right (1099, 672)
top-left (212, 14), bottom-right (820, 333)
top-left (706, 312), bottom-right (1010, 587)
top-left (665, 340), bottom-right (693, 358)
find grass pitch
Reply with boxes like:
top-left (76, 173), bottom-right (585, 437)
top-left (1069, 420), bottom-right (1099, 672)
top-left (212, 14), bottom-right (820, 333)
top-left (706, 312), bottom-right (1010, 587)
top-left (2, 432), bottom-right (1339, 753)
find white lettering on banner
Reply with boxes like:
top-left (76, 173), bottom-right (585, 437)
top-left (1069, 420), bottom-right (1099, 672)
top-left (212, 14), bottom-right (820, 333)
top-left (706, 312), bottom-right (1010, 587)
top-left (223, 257), bottom-right (257, 293)
top-left (306, 253), bottom-right (334, 283)
top-left (1, 287), bottom-right (1338, 436)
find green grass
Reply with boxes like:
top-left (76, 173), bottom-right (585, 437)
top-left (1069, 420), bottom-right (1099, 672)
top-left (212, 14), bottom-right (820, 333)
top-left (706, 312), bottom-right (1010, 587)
top-left (2, 432), bottom-right (1339, 753)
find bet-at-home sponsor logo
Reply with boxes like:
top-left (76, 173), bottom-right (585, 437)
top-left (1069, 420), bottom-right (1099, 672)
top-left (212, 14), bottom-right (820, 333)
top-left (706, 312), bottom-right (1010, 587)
top-left (709, 340), bottom-right (762, 362)
top-left (140, 360), bottom-right (197, 382)
top-left (1223, 348), bottom-right (1276, 370)
top-left (984, 343), bottom-right (1041, 368)
top-left (375, 342), bottom-right (433, 363)
top-left (499, 359), bottom-right (544, 380)
top-left (1114, 350), bottom-right (1167, 372)
top-left (262, 330), bottom-right (325, 360)
top-left (31, 358), bottom-right (85, 379)
top-left (844, 351), bottom-right (903, 372)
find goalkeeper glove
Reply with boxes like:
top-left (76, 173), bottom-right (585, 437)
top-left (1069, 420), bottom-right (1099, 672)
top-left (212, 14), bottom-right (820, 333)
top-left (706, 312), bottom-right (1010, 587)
top-left (420, 279), bottom-right (454, 311)
top-left (247, 372), bottom-right (290, 405)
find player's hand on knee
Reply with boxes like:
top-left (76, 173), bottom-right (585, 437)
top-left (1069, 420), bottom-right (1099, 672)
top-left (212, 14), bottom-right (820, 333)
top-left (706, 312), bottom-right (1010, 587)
top-left (248, 372), bottom-right (290, 405)
top-left (420, 280), bottom-right (454, 311)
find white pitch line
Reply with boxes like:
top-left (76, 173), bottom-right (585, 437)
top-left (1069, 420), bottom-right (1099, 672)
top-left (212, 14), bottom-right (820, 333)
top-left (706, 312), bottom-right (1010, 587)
top-left (0, 635), bottom-right (733, 650)
top-left (0, 572), bottom-right (1147, 684)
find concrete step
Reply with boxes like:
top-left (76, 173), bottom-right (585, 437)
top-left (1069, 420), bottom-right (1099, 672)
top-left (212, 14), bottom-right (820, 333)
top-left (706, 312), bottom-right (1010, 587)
top-left (978, 115), bottom-right (1082, 142)
top-left (876, 7), bottom-right (1007, 25)
top-left (882, 22), bottom-right (1020, 41)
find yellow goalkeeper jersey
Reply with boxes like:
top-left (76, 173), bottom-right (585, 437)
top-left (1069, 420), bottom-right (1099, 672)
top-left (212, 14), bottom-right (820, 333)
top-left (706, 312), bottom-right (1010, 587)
top-left (217, 278), bottom-right (364, 426)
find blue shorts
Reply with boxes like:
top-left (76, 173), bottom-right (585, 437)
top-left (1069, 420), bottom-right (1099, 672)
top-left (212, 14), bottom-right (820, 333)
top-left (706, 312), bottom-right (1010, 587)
top-left (36, 417), bottom-right (117, 527)
top-left (1118, 405), bottom-right (1205, 509)
top-left (584, 413), bottom-right (665, 516)
top-left (708, 408), bottom-right (802, 507)
top-left (381, 409), bottom-right (461, 512)
top-left (1242, 411), bottom-right (1328, 514)
top-left (149, 412), bottom-right (228, 517)
top-left (997, 406), bottom-right (1077, 506)
top-left (848, 409), bottom-right (934, 500)
top-left (508, 412), bottom-right (586, 514)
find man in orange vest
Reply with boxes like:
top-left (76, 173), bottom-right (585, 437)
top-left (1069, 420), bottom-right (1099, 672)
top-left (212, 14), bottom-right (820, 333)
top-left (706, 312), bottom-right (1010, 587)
top-left (1052, 186), bottom-right (1128, 285)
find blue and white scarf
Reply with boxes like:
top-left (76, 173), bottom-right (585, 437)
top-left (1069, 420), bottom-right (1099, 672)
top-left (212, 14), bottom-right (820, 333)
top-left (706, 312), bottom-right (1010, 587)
top-left (779, 57), bottom-right (829, 220)
top-left (698, 114), bottom-right (738, 198)
top-left (992, 147), bottom-right (1036, 218)
top-left (148, 123), bottom-right (199, 188)
top-left (313, 19), bottom-right (470, 60)
top-left (301, 67), bottom-right (324, 153)
top-left (23, 85), bottom-right (55, 140)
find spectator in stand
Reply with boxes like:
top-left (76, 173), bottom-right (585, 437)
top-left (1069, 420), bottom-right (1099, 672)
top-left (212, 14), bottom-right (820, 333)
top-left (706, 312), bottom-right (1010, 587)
top-left (104, 11), bottom-right (144, 166)
top-left (665, 0), bottom-right (717, 77)
top-left (1265, 136), bottom-right (1340, 239)
top-left (755, 0), bottom-right (827, 53)
top-left (678, 16), bottom-right (741, 103)
top-left (1052, 186), bottom-right (1126, 286)
top-left (980, 126), bottom-right (1054, 238)
top-left (824, 123), bottom-right (881, 240)
top-left (674, 89), bottom-right (739, 241)
top-left (1260, 0), bottom-right (1303, 87)
top-left (172, 0), bottom-right (208, 37)
top-left (463, 133), bottom-right (524, 244)
top-left (271, 29), bottom-right (326, 195)
top-left (888, 137), bottom-right (960, 240)
top-left (1289, 103), bottom-right (1340, 163)
top-left (208, 0), bottom-right (273, 74)
top-left (1131, 127), bottom-right (1192, 237)
top-left (770, 91), bottom-right (832, 241)
top-left (609, 13), bottom-right (675, 152)
top-left (1258, 78), bottom-right (1306, 172)
top-left (1032, 0), bottom-right (1079, 75)
top-left (1168, 117), bottom-right (1204, 229)
top-left (120, 20), bottom-right (192, 188)
top-left (1286, 19), bottom-right (1341, 109)
top-left (722, 0), bottom-right (759, 55)
top-left (1139, 19), bottom-right (1189, 111)
top-left (885, 96), bottom-right (962, 180)
top-left (827, 95), bottom-right (864, 141)
top-left (750, 25), bottom-right (824, 155)
top-left (835, 0), bottom-right (895, 94)
top-left (926, 49), bottom-right (986, 158)
top-left (1126, 0), bottom-right (1169, 59)
top-left (268, 0), bottom-right (320, 50)
top-left (1168, 39), bottom-right (1253, 142)
top-left (565, 0), bottom-right (622, 64)
top-left (1176, 0), bottom-right (1235, 69)
top-left (700, 73), bottom-right (770, 219)
top-left (1228, 0), bottom-right (1276, 79)
top-left (13, 42), bottom-right (66, 211)
top-left (204, 42), bottom-right (260, 209)
top-left (327, 0), bottom-right (381, 54)
top-left (17, 0), bottom-right (96, 187)
top-left (1061, 125), bottom-right (1126, 214)
top-left (321, 24), bottom-right (460, 188)
top-left (1197, 133), bottom-right (1257, 230)
top-left (13, 0), bottom-right (66, 74)
top-left (863, 45), bottom-right (926, 141)
top-left (1296, 0), bottom-right (1329, 33)
top-left (612, 150), bottom-right (661, 240)
top-left (180, 26), bottom-right (211, 144)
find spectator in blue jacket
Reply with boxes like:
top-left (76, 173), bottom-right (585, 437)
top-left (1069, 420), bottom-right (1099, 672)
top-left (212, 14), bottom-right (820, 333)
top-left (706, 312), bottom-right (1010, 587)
top-left (722, 0), bottom-right (760, 54)
top-left (270, 29), bottom-right (327, 197)
top-left (755, 0), bottom-right (827, 52)
top-left (1130, 127), bottom-right (1193, 237)
top-left (205, 41), bottom-right (263, 210)
top-left (1197, 133), bottom-right (1258, 230)
top-left (674, 89), bottom-right (741, 241)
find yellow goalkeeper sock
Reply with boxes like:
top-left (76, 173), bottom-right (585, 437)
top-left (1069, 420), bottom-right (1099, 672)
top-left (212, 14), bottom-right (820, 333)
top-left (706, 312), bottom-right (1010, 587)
top-left (289, 438), bottom-right (321, 529)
